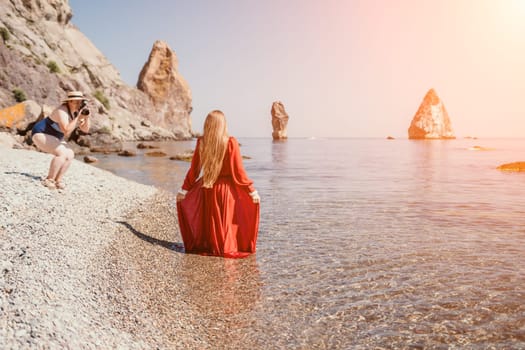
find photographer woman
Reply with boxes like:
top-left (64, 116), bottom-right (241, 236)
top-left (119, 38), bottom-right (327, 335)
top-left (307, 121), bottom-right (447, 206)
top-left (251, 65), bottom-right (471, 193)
top-left (176, 110), bottom-right (260, 258)
top-left (31, 91), bottom-right (91, 190)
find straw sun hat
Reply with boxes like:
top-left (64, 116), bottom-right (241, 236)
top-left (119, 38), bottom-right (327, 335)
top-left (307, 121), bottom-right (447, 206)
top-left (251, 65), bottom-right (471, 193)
top-left (62, 91), bottom-right (86, 103)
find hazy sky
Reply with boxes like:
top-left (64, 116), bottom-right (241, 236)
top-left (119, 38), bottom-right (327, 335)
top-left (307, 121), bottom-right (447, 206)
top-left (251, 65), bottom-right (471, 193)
top-left (68, 0), bottom-right (525, 138)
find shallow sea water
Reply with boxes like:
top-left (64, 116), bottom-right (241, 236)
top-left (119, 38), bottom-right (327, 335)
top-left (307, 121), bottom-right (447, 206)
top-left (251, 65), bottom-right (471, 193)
top-left (87, 138), bottom-right (525, 349)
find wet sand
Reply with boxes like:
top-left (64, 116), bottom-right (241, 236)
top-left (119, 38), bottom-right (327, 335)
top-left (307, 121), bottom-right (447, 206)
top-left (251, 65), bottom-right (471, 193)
top-left (106, 192), bottom-right (264, 349)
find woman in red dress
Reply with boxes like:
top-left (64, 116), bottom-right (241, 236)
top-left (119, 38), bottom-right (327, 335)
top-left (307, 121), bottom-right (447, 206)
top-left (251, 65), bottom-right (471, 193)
top-left (176, 110), bottom-right (261, 258)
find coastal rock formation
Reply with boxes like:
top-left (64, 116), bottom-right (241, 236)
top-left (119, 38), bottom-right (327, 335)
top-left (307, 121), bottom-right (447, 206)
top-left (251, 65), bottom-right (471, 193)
top-left (0, 101), bottom-right (41, 133)
top-left (271, 101), bottom-right (289, 140)
top-left (497, 162), bottom-right (525, 172)
top-left (76, 133), bottom-right (123, 153)
top-left (408, 89), bottom-right (455, 139)
top-left (0, 131), bottom-right (22, 148)
top-left (0, 0), bottom-right (193, 147)
top-left (137, 41), bottom-right (192, 139)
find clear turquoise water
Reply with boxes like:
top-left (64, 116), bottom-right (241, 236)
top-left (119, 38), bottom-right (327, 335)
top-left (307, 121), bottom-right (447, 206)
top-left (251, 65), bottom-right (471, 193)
top-left (86, 138), bottom-right (525, 348)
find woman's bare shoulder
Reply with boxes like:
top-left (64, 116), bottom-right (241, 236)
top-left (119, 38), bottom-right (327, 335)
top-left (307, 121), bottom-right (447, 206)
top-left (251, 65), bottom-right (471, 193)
top-left (50, 105), bottom-right (69, 121)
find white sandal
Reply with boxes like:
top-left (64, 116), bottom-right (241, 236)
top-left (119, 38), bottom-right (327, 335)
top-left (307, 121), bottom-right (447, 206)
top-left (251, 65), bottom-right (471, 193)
top-left (41, 178), bottom-right (56, 189)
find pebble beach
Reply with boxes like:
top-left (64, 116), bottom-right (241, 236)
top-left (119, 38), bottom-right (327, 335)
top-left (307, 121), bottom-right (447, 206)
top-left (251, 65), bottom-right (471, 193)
top-left (0, 147), bottom-right (177, 348)
top-left (0, 146), bottom-right (267, 349)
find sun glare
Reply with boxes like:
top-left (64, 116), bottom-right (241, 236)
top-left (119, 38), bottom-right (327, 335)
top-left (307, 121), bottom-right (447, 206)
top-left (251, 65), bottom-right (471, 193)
top-left (511, 0), bottom-right (525, 12)
top-left (504, 0), bottom-right (525, 20)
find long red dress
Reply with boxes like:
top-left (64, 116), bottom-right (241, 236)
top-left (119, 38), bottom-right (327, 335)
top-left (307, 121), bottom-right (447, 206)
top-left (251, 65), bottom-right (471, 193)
top-left (177, 137), bottom-right (260, 258)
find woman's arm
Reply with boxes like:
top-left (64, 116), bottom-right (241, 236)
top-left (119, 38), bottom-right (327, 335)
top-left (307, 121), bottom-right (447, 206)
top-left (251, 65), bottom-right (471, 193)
top-left (182, 138), bottom-right (202, 190)
top-left (78, 114), bottom-right (91, 133)
top-left (54, 108), bottom-right (79, 137)
top-left (229, 137), bottom-right (259, 203)
top-left (177, 138), bottom-right (202, 202)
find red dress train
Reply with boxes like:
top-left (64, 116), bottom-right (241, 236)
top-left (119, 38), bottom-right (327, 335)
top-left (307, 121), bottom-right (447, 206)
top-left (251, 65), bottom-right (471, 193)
top-left (177, 137), bottom-right (260, 258)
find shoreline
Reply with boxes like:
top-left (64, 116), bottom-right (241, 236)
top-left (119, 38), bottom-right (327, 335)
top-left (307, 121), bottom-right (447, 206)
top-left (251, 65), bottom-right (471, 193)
top-left (105, 192), bottom-right (263, 348)
top-left (0, 147), bottom-right (262, 349)
top-left (0, 147), bottom-right (163, 348)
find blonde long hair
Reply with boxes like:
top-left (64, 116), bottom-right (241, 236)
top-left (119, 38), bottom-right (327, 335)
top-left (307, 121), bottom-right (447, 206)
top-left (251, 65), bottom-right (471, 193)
top-left (200, 110), bottom-right (229, 188)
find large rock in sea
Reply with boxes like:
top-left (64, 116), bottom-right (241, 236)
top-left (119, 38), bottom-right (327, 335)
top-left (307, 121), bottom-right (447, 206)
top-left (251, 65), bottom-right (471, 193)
top-left (137, 40), bottom-right (193, 139)
top-left (271, 101), bottom-right (289, 140)
top-left (408, 89), bottom-right (455, 139)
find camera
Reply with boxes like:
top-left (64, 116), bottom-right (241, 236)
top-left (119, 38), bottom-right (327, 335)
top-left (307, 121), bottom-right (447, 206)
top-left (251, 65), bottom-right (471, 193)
top-left (80, 99), bottom-right (90, 115)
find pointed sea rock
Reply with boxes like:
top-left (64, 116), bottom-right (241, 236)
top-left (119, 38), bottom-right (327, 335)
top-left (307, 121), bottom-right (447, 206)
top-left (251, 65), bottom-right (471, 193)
top-left (137, 40), bottom-right (193, 139)
top-left (271, 101), bottom-right (289, 140)
top-left (408, 89), bottom-right (455, 139)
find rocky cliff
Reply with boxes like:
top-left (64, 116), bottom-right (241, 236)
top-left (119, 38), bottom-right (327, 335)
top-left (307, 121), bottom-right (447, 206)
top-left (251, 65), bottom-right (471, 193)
top-left (408, 89), bottom-right (455, 139)
top-left (0, 0), bottom-right (193, 147)
top-left (137, 41), bottom-right (192, 138)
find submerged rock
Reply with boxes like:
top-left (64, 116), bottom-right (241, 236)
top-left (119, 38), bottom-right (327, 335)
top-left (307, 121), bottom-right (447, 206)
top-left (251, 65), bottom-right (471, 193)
top-left (497, 162), bottom-right (525, 172)
top-left (170, 149), bottom-right (194, 162)
top-left (118, 150), bottom-right (137, 157)
top-left (467, 145), bottom-right (492, 151)
top-left (408, 89), bottom-right (455, 139)
top-left (137, 143), bottom-right (159, 149)
top-left (145, 151), bottom-right (167, 157)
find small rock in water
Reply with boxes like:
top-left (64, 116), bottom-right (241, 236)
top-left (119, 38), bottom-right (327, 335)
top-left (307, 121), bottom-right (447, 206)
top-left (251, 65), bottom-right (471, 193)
top-left (145, 151), bottom-right (167, 157)
top-left (169, 150), bottom-right (193, 162)
top-left (137, 143), bottom-right (158, 149)
top-left (497, 161), bottom-right (525, 172)
top-left (118, 150), bottom-right (137, 157)
top-left (83, 156), bottom-right (98, 163)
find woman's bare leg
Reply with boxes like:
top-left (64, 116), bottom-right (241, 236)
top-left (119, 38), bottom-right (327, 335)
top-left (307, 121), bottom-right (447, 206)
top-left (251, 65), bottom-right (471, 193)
top-left (32, 134), bottom-right (74, 181)
top-left (54, 147), bottom-right (74, 183)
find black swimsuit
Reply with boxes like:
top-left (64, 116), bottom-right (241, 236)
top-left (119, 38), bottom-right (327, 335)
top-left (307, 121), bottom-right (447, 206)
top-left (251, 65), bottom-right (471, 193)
top-left (32, 107), bottom-right (74, 140)
top-left (32, 117), bottom-right (65, 140)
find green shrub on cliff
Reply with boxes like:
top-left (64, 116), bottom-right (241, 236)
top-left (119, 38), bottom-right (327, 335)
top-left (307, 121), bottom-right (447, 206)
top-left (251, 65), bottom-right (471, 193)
top-left (12, 88), bottom-right (27, 102)
top-left (0, 27), bottom-right (9, 42)
top-left (94, 90), bottom-right (110, 110)
top-left (47, 61), bottom-right (60, 73)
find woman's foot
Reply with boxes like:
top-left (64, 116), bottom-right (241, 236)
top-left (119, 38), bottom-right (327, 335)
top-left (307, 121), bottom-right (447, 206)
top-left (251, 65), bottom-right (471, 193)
top-left (41, 178), bottom-right (56, 189)
top-left (55, 181), bottom-right (66, 190)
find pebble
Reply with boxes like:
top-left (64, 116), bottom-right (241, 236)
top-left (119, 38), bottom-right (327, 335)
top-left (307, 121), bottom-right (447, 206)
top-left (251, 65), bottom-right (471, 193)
top-left (0, 147), bottom-right (161, 348)
top-left (1, 146), bottom-right (286, 349)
